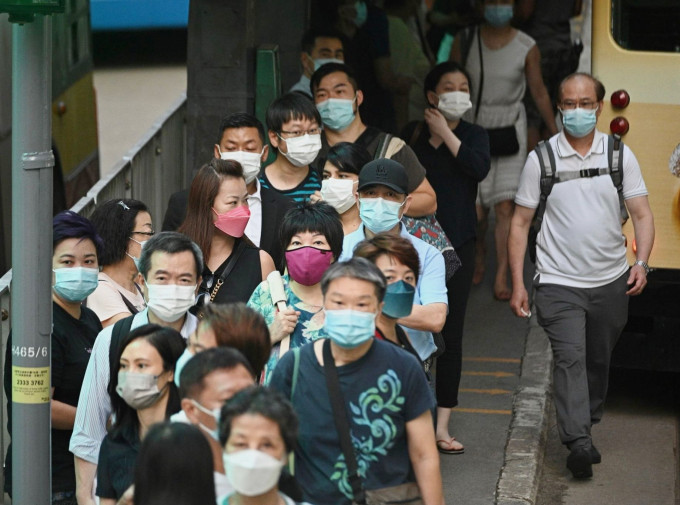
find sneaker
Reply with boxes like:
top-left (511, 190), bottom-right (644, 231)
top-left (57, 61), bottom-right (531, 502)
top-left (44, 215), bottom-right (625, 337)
top-left (567, 448), bottom-right (593, 479)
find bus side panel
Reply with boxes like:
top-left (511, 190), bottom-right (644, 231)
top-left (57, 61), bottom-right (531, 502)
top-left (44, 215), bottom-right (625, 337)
top-left (51, 72), bottom-right (99, 207)
top-left (597, 103), bottom-right (680, 270)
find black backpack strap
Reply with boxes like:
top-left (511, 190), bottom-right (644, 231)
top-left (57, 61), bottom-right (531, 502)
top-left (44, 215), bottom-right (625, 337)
top-left (322, 340), bottom-right (366, 504)
top-left (608, 134), bottom-right (628, 224)
top-left (374, 133), bottom-right (393, 160)
top-left (460, 25), bottom-right (476, 69)
top-left (473, 25), bottom-right (483, 123)
top-left (109, 315), bottom-right (135, 380)
top-left (532, 140), bottom-right (557, 235)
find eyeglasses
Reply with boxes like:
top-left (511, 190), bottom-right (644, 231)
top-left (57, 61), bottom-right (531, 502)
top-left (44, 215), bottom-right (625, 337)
top-left (559, 100), bottom-right (598, 110)
top-left (278, 127), bottom-right (323, 139)
top-left (131, 230), bottom-right (155, 237)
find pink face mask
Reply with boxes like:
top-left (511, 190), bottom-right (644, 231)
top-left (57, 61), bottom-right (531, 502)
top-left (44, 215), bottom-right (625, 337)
top-left (213, 205), bottom-right (251, 238)
top-left (285, 246), bottom-right (333, 286)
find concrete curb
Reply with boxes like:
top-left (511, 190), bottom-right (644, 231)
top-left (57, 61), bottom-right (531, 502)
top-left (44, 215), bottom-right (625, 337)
top-left (495, 319), bottom-right (553, 505)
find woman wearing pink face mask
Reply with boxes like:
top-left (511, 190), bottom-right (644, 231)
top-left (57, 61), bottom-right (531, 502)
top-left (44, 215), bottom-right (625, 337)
top-left (247, 201), bottom-right (344, 384)
top-left (179, 159), bottom-right (276, 307)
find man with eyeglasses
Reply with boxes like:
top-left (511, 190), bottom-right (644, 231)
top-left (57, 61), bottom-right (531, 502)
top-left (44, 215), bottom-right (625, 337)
top-left (508, 72), bottom-right (654, 479)
top-left (260, 92), bottom-right (324, 203)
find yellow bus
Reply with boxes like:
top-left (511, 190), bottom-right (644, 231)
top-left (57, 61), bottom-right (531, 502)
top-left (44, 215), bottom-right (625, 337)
top-left (591, 0), bottom-right (680, 370)
top-left (0, 0), bottom-right (99, 272)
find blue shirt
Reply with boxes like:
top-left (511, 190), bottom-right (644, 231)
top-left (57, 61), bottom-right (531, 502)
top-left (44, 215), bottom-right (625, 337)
top-left (341, 224), bottom-right (448, 360)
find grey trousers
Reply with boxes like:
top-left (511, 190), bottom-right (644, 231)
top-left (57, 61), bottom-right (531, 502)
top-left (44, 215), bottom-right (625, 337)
top-left (535, 272), bottom-right (629, 449)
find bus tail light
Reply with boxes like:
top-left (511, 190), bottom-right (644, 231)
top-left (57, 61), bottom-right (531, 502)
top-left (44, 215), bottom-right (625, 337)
top-left (610, 90), bottom-right (630, 108)
top-left (610, 117), bottom-right (630, 136)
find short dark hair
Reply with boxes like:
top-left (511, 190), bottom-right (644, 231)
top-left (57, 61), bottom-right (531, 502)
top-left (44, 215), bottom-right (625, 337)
top-left (310, 62), bottom-right (359, 95)
top-left (265, 92), bottom-right (321, 134)
top-left (53, 210), bottom-right (103, 257)
top-left (217, 112), bottom-right (266, 145)
top-left (138, 231), bottom-right (204, 281)
top-left (558, 72), bottom-right (606, 103)
top-left (320, 257), bottom-right (387, 302)
top-left (300, 27), bottom-right (344, 54)
top-left (89, 199), bottom-right (150, 266)
top-left (423, 61), bottom-right (472, 106)
top-left (352, 233), bottom-right (420, 282)
top-left (326, 142), bottom-right (371, 176)
top-left (179, 347), bottom-right (255, 400)
top-left (219, 386), bottom-right (298, 453)
top-left (134, 422), bottom-right (216, 505)
top-left (109, 324), bottom-right (186, 442)
top-left (279, 201), bottom-right (344, 272)
top-left (198, 303), bottom-right (271, 378)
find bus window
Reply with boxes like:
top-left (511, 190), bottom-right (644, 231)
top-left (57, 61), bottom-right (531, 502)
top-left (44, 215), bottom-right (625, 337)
top-left (612, 0), bottom-right (680, 52)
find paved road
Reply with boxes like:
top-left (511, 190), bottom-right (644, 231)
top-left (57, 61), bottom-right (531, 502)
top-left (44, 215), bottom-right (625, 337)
top-left (438, 221), bottom-right (535, 505)
top-left (537, 369), bottom-right (680, 505)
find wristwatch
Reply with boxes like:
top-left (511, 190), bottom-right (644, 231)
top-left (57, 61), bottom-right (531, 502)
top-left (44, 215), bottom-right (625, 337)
top-left (633, 259), bottom-right (650, 275)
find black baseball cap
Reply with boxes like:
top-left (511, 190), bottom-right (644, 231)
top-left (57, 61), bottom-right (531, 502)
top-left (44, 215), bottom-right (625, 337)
top-left (357, 159), bottom-right (409, 194)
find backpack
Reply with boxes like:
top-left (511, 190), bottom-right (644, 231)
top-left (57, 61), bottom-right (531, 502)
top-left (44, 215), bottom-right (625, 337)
top-left (528, 134), bottom-right (627, 263)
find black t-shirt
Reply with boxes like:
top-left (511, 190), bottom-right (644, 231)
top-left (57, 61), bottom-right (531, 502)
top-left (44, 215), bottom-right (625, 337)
top-left (270, 340), bottom-right (434, 505)
top-left (97, 431), bottom-right (140, 500)
top-left (199, 239), bottom-right (263, 305)
top-left (401, 120), bottom-right (490, 247)
top-left (3, 302), bottom-right (102, 494)
top-left (318, 127), bottom-right (426, 195)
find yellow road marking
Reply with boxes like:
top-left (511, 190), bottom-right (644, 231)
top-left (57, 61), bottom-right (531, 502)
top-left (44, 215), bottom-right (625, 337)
top-left (463, 357), bottom-right (521, 364)
top-left (456, 408), bottom-right (512, 415)
top-left (462, 371), bottom-right (515, 378)
top-left (459, 388), bottom-right (512, 395)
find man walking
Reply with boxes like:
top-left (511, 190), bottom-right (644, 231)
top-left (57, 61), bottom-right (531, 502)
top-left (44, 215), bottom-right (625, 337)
top-left (508, 73), bottom-right (654, 479)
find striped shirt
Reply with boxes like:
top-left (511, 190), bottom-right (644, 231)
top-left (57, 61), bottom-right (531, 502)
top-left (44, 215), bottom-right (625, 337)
top-left (69, 308), bottom-right (198, 464)
top-left (259, 167), bottom-right (321, 204)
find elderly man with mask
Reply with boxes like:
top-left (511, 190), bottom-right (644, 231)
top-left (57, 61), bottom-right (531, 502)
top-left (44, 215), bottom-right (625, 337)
top-left (70, 231), bottom-right (203, 505)
top-left (340, 158), bottom-right (447, 364)
top-left (175, 348), bottom-right (256, 501)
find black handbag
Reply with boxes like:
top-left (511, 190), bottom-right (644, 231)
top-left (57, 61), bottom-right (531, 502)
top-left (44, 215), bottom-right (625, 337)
top-left (471, 26), bottom-right (520, 157)
top-left (322, 340), bottom-right (423, 505)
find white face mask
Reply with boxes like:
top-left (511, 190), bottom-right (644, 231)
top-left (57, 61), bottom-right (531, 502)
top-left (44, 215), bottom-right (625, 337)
top-left (321, 178), bottom-right (357, 214)
top-left (437, 91), bottom-right (472, 121)
top-left (280, 133), bottom-right (322, 167)
top-left (145, 283), bottom-right (196, 322)
top-left (223, 449), bottom-right (285, 496)
top-left (219, 149), bottom-right (263, 185)
top-left (191, 399), bottom-right (221, 441)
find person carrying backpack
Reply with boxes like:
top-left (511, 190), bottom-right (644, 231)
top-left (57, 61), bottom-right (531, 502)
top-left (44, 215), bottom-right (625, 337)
top-left (507, 73), bottom-right (654, 480)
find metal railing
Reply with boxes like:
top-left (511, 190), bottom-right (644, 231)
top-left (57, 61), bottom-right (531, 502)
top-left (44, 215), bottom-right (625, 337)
top-left (0, 93), bottom-right (188, 502)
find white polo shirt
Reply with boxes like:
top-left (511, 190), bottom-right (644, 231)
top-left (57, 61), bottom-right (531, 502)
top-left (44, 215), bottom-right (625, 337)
top-left (515, 129), bottom-right (648, 288)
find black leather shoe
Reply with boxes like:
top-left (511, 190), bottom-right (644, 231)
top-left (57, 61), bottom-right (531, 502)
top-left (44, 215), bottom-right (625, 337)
top-left (567, 448), bottom-right (593, 479)
top-left (590, 444), bottom-right (601, 464)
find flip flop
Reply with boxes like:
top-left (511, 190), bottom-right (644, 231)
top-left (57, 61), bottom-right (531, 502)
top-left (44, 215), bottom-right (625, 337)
top-left (436, 437), bottom-right (465, 455)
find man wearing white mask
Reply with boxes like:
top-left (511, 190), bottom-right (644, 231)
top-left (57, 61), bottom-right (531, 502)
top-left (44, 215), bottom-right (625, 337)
top-left (162, 113), bottom-right (294, 268)
top-left (175, 348), bottom-right (256, 501)
top-left (261, 92), bottom-right (324, 204)
top-left (70, 232), bottom-right (203, 505)
top-left (289, 28), bottom-right (345, 97)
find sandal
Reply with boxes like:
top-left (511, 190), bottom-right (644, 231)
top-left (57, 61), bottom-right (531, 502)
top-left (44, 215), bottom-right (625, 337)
top-left (436, 437), bottom-right (465, 455)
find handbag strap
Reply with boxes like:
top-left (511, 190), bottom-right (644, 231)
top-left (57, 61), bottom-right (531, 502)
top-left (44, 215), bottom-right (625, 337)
top-left (474, 25), bottom-right (483, 123)
top-left (209, 239), bottom-right (246, 301)
top-left (374, 133), bottom-right (393, 160)
top-left (322, 339), bottom-right (366, 504)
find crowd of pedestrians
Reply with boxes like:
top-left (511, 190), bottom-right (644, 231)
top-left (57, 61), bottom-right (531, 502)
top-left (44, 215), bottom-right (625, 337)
top-left (4, 0), bottom-right (657, 504)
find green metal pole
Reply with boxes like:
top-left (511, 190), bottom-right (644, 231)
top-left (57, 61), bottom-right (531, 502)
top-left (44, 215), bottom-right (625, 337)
top-left (10, 14), bottom-right (53, 505)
